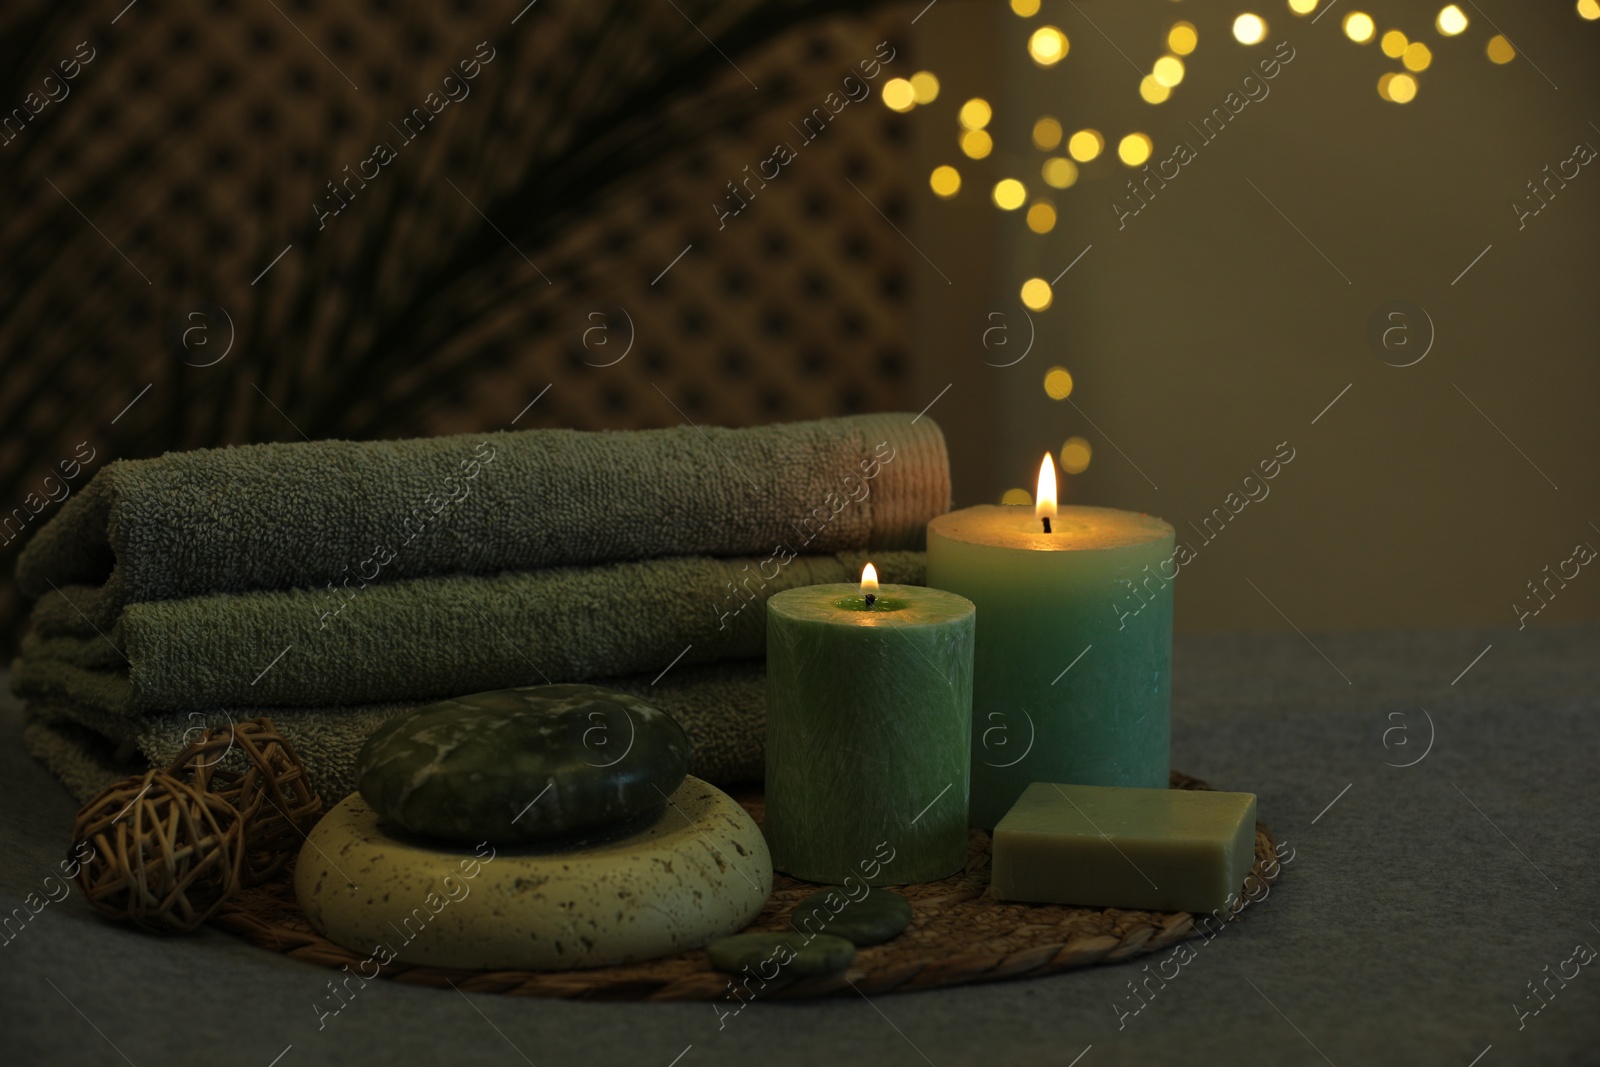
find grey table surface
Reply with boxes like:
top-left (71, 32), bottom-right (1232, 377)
top-left (2, 623), bottom-right (1597, 1067)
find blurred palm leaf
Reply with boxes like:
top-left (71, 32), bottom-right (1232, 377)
top-left (0, 0), bottom-right (901, 652)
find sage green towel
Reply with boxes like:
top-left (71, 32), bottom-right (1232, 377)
top-left (21, 659), bottom-right (770, 805)
top-left (15, 413), bottom-right (948, 626)
top-left (13, 551), bottom-right (923, 713)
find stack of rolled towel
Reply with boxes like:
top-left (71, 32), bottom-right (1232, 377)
top-left (13, 413), bottom-right (950, 803)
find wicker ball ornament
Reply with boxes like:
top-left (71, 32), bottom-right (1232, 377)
top-left (70, 770), bottom-right (244, 933)
top-left (165, 718), bottom-right (322, 885)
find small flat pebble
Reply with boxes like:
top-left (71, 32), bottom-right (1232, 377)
top-left (706, 932), bottom-right (855, 980)
top-left (790, 887), bottom-right (913, 946)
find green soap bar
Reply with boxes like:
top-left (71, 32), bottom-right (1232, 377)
top-left (706, 932), bottom-right (856, 980)
top-left (791, 887), bottom-right (913, 946)
top-left (991, 782), bottom-right (1256, 913)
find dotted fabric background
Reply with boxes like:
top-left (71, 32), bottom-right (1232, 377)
top-left (0, 0), bottom-right (915, 652)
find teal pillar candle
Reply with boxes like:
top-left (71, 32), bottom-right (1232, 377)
top-left (764, 574), bottom-right (975, 885)
top-left (926, 504), bottom-right (1174, 830)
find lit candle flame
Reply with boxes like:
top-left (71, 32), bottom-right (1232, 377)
top-left (860, 562), bottom-right (879, 596)
top-left (1035, 453), bottom-right (1058, 530)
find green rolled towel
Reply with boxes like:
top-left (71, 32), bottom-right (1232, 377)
top-left (21, 659), bottom-right (771, 805)
top-left (15, 413), bottom-right (949, 625)
top-left (13, 551), bottom-right (923, 713)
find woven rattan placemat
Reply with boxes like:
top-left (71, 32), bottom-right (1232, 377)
top-left (210, 771), bottom-right (1278, 1000)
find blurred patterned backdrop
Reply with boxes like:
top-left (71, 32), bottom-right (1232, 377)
top-left (0, 0), bottom-right (917, 654)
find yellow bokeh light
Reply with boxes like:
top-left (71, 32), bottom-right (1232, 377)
top-left (1033, 116), bottom-right (1063, 150)
top-left (1140, 75), bottom-right (1172, 103)
top-left (960, 129), bottom-right (993, 159)
top-left (1388, 72), bottom-right (1418, 102)
top-left (1381, 30), bottom-right (1408, 58)
top-left (1436, 5), bottom-right (1468, 34)
top-left (1580, 0), bottom-right (1600, 21)
top-left (1289, 0), bottom-right (1319, 14)
top-left (1404, 42), bottom-right (1433, 70)
top-left (1344, 12), bottom-right (1376, 42)
top-left (1029, 26), bottom-right (1069, 66)
top-left (1042, 156), bottom-right (1079, 188)
top-left (1487, 34), bottom-right (1516, 63)
top-left (929, 165), bottom-right (961, 199)
top-left (1060, 436), bottom-right (1092, 474)
top-left (1233, 14), bottom-right (1267, 44)
top-left (1153, 55), bottom-right (1186, 87)
top-left (1026, 200), bottom-right (1057, 233)
top-left (1377, 71), bottom-right (1396, 100)
top-left (993, 178), bottom-right (1027, 210)
top-left (882, 78), bottom-right (916, 112)
top-left (959, 97), bottom-right (992, 130)
top-left (910, 71), bottom-right (940, 104)
top-left (1067, 128), bottom-right (1104, 162)
top-left (1118, 133), bottom-right (1153, 166)
top-left (1000, 487), bottom-right (1033, 506)
top-left (1010, 0), bottom-right (1041, 16)
top-left (1043, 366), bottom-right (1074, 399)
top-left (1020, 277), bottom-right (1053, 311)
top-left (1168, 22), bottom-right (1198, 55)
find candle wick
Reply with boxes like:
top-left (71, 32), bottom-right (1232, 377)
top-left (1041, 517), bottom-right (1052, 534)
top-left (864, 592), bottom-right (876, 609)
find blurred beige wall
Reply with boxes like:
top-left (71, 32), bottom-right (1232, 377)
top-left (912, 0), bottom-right (1600, 633)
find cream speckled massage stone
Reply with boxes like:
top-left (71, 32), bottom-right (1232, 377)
top-left (295, 777), bottom-right (772, 970)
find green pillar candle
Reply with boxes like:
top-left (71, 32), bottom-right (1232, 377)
top-left (926, 487), bottom-right (1175, 830)
top-left (765, 567), bottom-right (975, 885)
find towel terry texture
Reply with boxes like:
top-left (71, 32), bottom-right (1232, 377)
top-left (12, 413), bottom-right (952, 797)
top-left (21, 659), bottom-right (770, 805)
top-left (12, 551), bottom-right (925, 712)
top-left (16, 413), bottom-right (948, 622)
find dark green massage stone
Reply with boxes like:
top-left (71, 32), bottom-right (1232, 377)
top-left (355, 684), bottom-right (690, 843)
top-left (791, 887), bottom-right (913, 946)
top-left (705, 932), bottom-right (855, 980)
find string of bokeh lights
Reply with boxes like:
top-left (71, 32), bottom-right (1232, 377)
top-left (880, 1), bottom-right (1596, 498)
